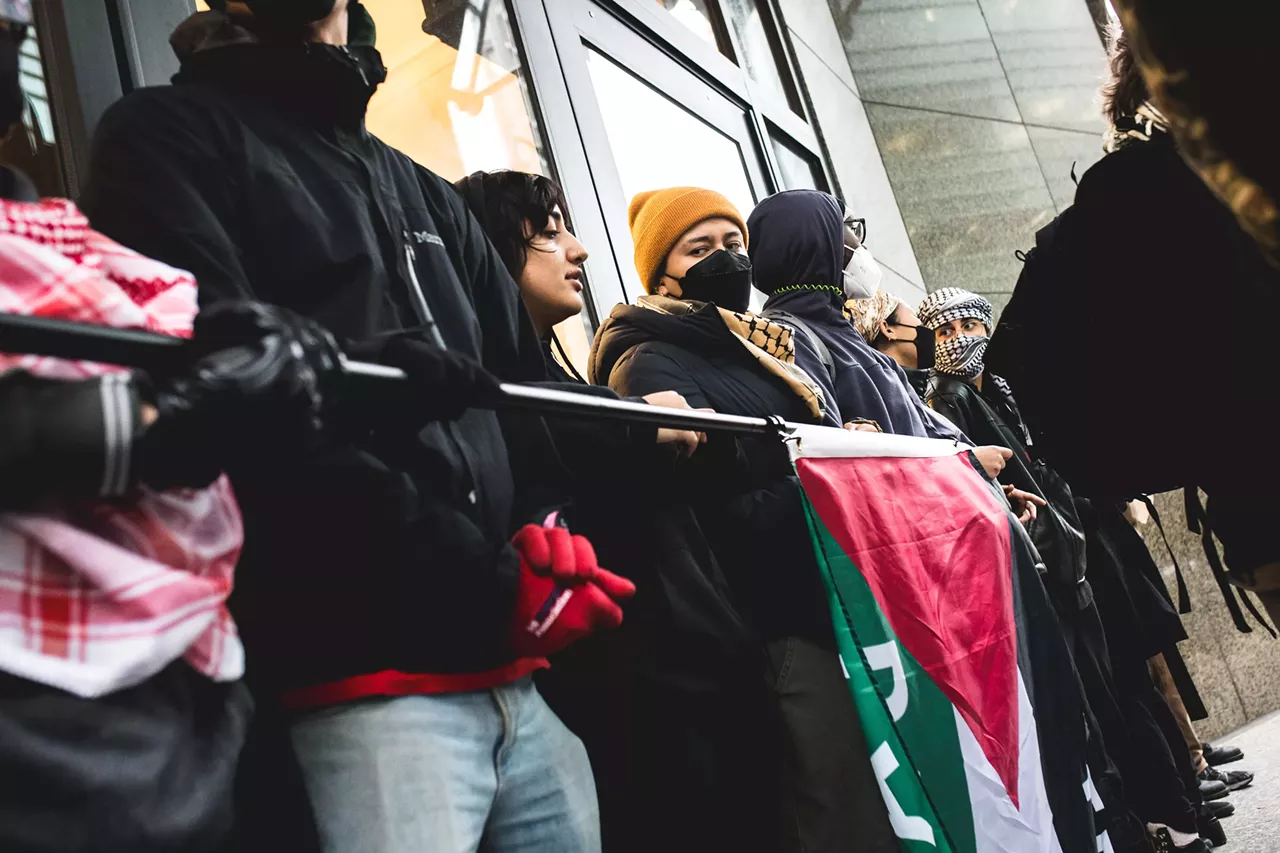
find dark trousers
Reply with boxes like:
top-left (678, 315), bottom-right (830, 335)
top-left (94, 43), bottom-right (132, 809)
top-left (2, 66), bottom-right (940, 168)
top-left (766, 637), bottom-right (899, 853)
top-left (0, 662), bottom-right (251, 853)
top-left (1061, 602), bottom-right (1155, 852)
top-left (1104, 651), bottom-right (1200, 834)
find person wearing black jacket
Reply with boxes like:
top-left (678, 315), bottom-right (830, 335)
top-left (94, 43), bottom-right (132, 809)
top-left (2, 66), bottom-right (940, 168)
top-left (981, 30), bottom-right (1280, 629)
top-left (918, 287), bottom-right (1211, 853)
top-left (455, 170), bottom-right (788, 853)
top-left (80, 4), bottom-right (628, 852)
top-left (590, 185), bottom-right (898, 853)
top-left (746, 191), bottom-right (1032, 505)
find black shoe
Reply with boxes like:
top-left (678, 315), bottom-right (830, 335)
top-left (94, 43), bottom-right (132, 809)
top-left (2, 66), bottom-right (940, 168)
top-left (1203, 742), bottom-right (1244, 766)
top-left (1199, 776), bottom-right (1230, 801)
top-left (1197, 812), bottom-right (1227, 848)
top-left (1200, 763), bottom-right (1254, 792)
top-left (1148, 824), bottom-right (1211, 852)
top-left (1205, 799), bottom-right (1235, 819)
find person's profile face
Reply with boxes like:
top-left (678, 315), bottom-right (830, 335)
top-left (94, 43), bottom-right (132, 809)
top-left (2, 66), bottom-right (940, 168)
top-left (517, 205), bottom-right (588, 331)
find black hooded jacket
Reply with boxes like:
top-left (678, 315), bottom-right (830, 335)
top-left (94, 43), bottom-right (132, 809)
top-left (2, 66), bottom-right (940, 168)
top-left (750, 190), bottom-right (964, 441)
top-left (590, 298), bottom-right (834, 645)
top-left (926, 373), bottom-right (1092, 612)
top-left (81, 26), bottom-right (550, 693)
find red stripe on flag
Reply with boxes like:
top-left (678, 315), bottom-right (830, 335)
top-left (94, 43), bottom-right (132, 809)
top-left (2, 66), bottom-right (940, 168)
top-left (796, 452), bottom-right (1021, 807)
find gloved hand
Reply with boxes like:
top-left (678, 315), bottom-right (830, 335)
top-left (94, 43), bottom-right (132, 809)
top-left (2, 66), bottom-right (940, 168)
top-left (509, 524), bottom-right (636, 658)
top-left (136, 300), bottom-right (344, 488)
top-left (512, 523), bottom-right (611, 585)
top-left (375, 336), bottom-right (503, 426)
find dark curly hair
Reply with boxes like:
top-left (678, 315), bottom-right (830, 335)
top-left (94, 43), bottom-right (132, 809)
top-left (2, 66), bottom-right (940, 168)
top-left (1101, 28), bottom-right (1149, 125)
top-left (453, 170), bottom-right (570, 280)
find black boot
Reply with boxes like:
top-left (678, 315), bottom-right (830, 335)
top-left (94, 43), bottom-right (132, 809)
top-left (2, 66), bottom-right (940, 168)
top-left (1197, 809), bottom-right (1228, 848)
top-left (1147, 824), bottom-right (1211, 852)
top-left (1204, 799), bottom-right (1235, 820)
top-left (1202, 742), bottom-right (1244, 766)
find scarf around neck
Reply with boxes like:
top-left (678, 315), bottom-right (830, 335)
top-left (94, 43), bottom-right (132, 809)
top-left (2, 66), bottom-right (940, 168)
top-left (637, 293), bottom-right (827, 422)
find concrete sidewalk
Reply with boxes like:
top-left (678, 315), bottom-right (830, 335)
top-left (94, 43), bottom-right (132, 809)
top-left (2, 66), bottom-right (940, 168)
top-left (1214, 711), bottom-right (1279, 850)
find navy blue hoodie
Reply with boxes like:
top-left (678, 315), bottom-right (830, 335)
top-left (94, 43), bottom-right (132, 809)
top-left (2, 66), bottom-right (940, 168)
top-left (749, 191), bottom-right (963, 441)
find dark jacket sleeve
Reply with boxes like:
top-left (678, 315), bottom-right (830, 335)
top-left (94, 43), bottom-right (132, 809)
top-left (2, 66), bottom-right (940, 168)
top-left (925, 390), bottom-right (979, 444)
top-left (80, 93), bottom-right (252, 303)
top-left (531, 381), bottom-right (661, 478)
top-left (608, 346), bottom-right (779, 497)
top-left (917, 393), bottom-right (968, 442)
top-left (0, 371), bottom-right (143, 508)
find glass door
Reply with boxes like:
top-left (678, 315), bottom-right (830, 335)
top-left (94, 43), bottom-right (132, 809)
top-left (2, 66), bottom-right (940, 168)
top-left (548, 0), bottom-right (775, 302)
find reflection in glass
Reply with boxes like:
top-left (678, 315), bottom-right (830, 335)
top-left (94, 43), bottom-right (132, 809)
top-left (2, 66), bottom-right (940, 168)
top-left (368, 0), bottom-right (547, 179)
top-left (651, 0), bottom-right (721, 50)
top-left (585, 48), bottom-right (757, 296)
top-left (363, 0), bottom-right (591, 372)
top-left (722, 0), bottom-right (794, 111)
top-left (771, 133), bottom-right (823, 191)
top-left (1, 24), bottom-right (65, 196)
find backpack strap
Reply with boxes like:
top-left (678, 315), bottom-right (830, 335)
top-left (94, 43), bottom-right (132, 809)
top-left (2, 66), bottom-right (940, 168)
top-left (1184, 487), bottom-right (1277, 637)
top-left (764, 310), bottom-right (835, 382)
top-left (1140, 495), bottom-right (1191, 614)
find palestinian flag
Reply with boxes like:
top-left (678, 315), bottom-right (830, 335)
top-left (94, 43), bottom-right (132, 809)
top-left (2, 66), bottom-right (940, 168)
top-left (789, 425), bottom-right (1103, 853)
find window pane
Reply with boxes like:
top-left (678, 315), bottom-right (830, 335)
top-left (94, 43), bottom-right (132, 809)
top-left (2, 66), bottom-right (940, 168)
top-left (651, 0), bottom-right (721, 50)
top-left (722, 0), bottom-right (794, 111)
top-left (367, 0), bottom-right (547, 178)
top-left (364, 0), bottom-right (589, 373)
top-left (1, 24), bottom-right (66, 196)
top-left (584, 49), bottom-right (757, 296)
top-left (771, 133), bottom-right (824, 191)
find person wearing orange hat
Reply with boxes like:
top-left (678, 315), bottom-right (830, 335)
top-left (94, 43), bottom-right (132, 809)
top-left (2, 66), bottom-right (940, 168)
top-left (590, 188), bottom-right (900, 853)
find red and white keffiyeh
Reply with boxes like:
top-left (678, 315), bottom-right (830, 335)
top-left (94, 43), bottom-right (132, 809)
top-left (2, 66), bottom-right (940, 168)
top-left (0, 197), bottom-right (244, 698)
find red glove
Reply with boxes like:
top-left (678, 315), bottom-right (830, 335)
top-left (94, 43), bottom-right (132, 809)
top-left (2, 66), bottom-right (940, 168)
top-left (512, 524), bottom-right (607, 584)
top-left (509, 524), bottom-right (636, 658)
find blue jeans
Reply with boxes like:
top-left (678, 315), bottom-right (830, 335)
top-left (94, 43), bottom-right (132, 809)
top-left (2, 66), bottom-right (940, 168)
top-left (290, 677), bottom-right (600, 853)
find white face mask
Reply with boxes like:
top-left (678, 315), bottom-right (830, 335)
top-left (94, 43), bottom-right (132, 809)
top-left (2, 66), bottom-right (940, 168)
top-left (842, 244), bottom-right (883, 300)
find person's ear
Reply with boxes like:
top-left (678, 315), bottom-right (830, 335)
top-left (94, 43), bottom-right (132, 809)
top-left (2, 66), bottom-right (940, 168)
top-left (879, 320), bottom-right (895, 341)
top-left (656, 283), bottom-right (670, 297)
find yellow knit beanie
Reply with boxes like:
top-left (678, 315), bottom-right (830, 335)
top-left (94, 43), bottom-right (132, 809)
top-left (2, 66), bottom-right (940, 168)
top-left (628, 187), bottom-right (749, 293)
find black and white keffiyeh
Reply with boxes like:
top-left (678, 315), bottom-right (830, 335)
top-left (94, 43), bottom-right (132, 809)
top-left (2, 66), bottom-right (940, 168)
top-left (934, 333), bottom-right (988, 381)
top-left (916, 287), bottom-right (994, 333)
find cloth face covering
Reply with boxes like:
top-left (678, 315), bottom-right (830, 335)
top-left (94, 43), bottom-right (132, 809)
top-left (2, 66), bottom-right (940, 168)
top-left (935, 332), bottom-right (988, 381)
top-left (670, 249), bottom-right (754, 312)
top-left (842, 245), bottom-right (882, 300)
top-left (912, 325), bottom-right (936, 370)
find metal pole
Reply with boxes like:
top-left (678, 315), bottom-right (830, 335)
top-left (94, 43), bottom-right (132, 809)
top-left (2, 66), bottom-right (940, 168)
top-left (1, 313), bottom-right (790, 436)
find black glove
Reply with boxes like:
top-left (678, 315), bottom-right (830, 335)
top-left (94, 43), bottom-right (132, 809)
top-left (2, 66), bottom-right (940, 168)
top-left (136, 300), bottom-right (345, 488)
top-left (376, 336), bottom-right (503, 426)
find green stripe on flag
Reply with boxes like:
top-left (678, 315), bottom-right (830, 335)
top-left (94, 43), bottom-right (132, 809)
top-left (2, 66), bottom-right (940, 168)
top-left (801, 492), bottom-right (977, 853)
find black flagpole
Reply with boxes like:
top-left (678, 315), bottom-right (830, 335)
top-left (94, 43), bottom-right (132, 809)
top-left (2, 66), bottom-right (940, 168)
top-left (0, 312), bottom-right (789, 437)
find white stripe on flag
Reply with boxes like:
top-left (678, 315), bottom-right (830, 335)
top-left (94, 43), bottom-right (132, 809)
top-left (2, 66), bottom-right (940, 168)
top-left (786, 423), bottom-right (971, 461)
top-left (952, 672), bottom-right (1064, 853)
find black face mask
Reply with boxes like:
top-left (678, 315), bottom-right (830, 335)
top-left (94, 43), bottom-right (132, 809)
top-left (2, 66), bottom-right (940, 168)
top-left (669, 250), bottom-right (753, 313)
top-left (0, 28), bottom-right (27, 133)
top-left (912, 325), bottom-right (935, 371)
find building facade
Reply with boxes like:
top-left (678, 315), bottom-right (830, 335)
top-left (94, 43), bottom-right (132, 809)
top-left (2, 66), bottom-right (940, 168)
top-left (23, 0), bottom-right (1114, 367)
top-left (20, 0), bottom-right (1279, 730)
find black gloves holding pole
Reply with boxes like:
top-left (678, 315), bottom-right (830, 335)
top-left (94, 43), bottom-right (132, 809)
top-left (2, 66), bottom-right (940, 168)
top-left (0, 301), bottom-right (504, 502)
top-left (136, 301), bottom-right (347, 489)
